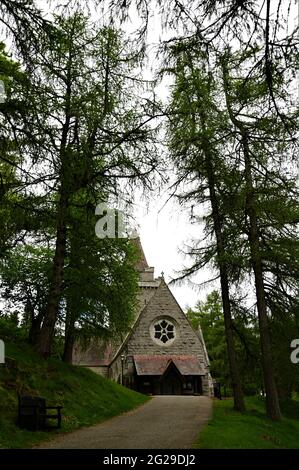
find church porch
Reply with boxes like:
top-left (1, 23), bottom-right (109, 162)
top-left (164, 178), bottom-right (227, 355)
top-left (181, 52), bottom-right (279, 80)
top-left (125, 354), bottom-right (206, 396)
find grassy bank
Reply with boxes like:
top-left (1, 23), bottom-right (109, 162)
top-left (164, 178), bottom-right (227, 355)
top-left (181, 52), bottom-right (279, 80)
top-left (0, 342), bottom-right (149, 448)
top-left (195, 396), bottom-right (299, 449)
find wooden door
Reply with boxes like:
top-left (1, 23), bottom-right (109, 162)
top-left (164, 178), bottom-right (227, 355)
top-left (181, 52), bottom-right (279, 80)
top-left (161, 370), bottom-right (182, 395)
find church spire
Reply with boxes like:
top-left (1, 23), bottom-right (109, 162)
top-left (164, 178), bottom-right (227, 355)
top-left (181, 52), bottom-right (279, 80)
top-left (131, 235), bottom-right (149, 272)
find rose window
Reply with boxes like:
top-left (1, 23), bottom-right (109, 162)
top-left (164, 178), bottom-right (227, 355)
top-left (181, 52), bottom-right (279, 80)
top-left (153, 319), bottom-right (175, 344)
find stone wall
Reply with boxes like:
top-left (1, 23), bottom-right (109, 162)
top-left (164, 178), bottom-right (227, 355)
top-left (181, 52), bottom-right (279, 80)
top-left (126, 280), bottom-right (207, 366)
top-left (86, 366), bottom-right (109, 378)
top-left (115, 280), bottom-right (214, 396)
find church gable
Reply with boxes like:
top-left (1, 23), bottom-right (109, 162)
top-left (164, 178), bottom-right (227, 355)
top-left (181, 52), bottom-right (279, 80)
top-left (125, 279), bottom-right (207, 366)
top-left (76, 234), bottom-right (213, 396)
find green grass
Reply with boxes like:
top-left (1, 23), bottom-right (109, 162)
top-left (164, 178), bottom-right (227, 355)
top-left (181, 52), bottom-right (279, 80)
top-left (0, 342), bottom-right (149, 449)
top-left (195, 396), bottom-right (299, 449)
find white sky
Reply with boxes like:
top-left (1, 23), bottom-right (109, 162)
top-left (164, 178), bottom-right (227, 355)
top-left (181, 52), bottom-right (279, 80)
top-left (119, 4), bottom-right (217, 311)
top-left (1, 0), bottom-right (214, 313)
top-left (134, 195), bottom-right (216, 311)
top-left (21, 0), bottom-right (299, 311)
top-left (125, 0), bottom-right (299, 311)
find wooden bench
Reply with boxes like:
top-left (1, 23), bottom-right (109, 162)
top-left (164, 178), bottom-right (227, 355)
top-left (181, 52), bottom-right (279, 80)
top-left (18, 394), bottom-right (63, 430)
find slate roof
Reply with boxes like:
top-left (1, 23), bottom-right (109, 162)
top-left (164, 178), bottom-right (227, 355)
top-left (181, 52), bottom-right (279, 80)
top-left (72, 339), bottom-right (115, 366)
top-left (133, 354), bottom-right (205, 376)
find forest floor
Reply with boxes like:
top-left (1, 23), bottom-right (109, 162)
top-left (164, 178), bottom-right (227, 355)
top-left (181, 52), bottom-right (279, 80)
top-left (194, 396), bottom-right (299, 449)
top-left (0, 341), bottom-right (149, 448)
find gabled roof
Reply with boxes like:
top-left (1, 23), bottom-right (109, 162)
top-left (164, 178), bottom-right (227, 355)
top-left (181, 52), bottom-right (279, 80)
top-left (133, 355), bottom-right (206, 376)
top-left (109, 284), bottom-right (160, 366)
top-left (109, 277), bottom-right (207, 368)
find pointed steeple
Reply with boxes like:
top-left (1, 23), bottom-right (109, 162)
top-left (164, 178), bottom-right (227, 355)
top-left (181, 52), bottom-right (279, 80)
top-left (131, 235), bottom-right (149, 272)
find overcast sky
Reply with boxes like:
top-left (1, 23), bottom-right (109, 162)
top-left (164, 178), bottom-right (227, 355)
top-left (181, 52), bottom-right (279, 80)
top-left (122, 4), bottom-right (216, 311)
top-left (133, 194), bottom-right (215, 312)
top-left (30, 0), bottom-right (216, 312)
top-left (34, 0), bottom-right (298, 311)
top-left (123, 0), bottom-right (299, 311)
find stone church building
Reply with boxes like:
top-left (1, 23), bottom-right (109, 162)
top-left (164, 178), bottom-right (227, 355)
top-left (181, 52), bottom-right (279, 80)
top-left (73, 237), bottom-right (213, 396)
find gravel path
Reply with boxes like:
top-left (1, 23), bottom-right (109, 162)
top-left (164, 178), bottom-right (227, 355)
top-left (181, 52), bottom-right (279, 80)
top-left (36, 396), bottom-right (212, 449)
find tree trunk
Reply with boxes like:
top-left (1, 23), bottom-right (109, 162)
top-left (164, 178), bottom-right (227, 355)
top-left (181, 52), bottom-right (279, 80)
top-left (222, 62), bottom-right (281, 420)
top-left (63, 325), bottom-right (75, 363)
top-left (35, 190), bottom-right (69, 357)
top-left (36, 54), bottom-right (73, 358)
top-left (205, 157), bottom-right (246, 412)
top-left (63, 301), bottom-right (76, 364)
top-left (193, 74), bottom-right (245, 411)
top-left (28, 316), bottom-right (43, 345)
top-left (242, 131), bottom-right (281, 421)
top-left (25, 298), bottom-right (43, 346)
